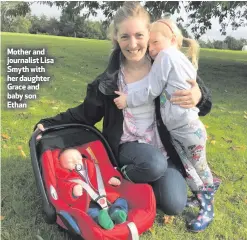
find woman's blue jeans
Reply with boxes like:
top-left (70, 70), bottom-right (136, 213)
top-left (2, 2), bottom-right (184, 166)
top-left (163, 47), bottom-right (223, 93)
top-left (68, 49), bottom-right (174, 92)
top-left (118, 142), bottom-right (187, 215)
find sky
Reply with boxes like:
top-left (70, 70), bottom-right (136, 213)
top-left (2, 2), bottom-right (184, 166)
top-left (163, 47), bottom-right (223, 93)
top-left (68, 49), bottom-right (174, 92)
top-left (30, 2), bottom-right (247, 41)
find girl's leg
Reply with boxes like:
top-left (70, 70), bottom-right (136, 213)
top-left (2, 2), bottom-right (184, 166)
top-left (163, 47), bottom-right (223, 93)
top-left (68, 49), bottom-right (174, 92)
top-left (170, 119), bottom-right (213, 191)
top-left (186, 177), bottom-right (221, 208)
top-left (118, 142), bottom-right (168, 183)
top-left (171, 119), bottom-right (215, 231)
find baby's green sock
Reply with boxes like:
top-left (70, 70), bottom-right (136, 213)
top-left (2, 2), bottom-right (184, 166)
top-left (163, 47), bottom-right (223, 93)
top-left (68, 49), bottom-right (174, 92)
top-left (110, 210), bottom-right (127, 224)
top-left (98, 209), bottom-right (114, 230)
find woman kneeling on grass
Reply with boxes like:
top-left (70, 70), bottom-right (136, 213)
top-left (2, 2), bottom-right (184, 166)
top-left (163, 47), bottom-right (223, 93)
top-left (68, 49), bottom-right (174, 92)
top-left (35, 2), bottom-right (215, 232)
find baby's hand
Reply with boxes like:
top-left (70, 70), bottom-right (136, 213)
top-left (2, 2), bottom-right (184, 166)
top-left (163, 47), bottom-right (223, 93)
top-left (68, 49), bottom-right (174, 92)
top-left (114, 91), bottom-right (127, 109)
top-left (108, 177), bottom-right (121, 186)
top-left (73, 184), bottom-right (83, 197)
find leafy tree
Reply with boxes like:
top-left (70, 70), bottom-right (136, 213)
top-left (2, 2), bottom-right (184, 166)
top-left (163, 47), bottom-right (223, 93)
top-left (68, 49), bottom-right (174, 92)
top-left (84, 21), bottom-right (106, 39)
top-left (59, 11), bottom-right (84, 37)
top-left (177, 23), bottom-right (191, 38)
top-left (239, 38), bottom-right (247, 49)
top-left (213, 40), bottom-right (223, 49)
top-left (29, 15), bottom-right (59, 35)
top-left (38, 14), bottom-right (49, 33)
top-left (198, 39), bottom-right (208, 48)
top-left (1, 1), bottom-right (30, 18)
top-left (205, 40), bottom-right (215, 49)
top-left (29, 15), bottom-right (40, 34)
top-left (1, 2), bottom-right (30, 31)
top-left (11, 15), bottom-right (31, 33)
top-left (46, 17), bottom-right (60, 35)
top-left (59, 13), bottom-right (75, 37)
top-left (185, 1), bottom-right (247, 39)
top-left (3, 1), bottom-right (247, 39)
top-left (2, 15), bottom-right (31, 33)
top-left (40, 1), bottom-right (247, 39)
top-left (1, 2), bottom-right (31, 33)
top-left (224, 36), bottom-right (243, 50)
top-left (197, 36), bottom-right (247, 50)
top-left (3, 1), bottom-right (247, 44)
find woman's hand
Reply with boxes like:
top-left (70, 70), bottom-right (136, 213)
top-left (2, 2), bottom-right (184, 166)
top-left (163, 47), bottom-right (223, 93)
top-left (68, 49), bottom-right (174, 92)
top-left (114, 91), bottom-right (127, 109)
top-left (170, 79), bottom-right (202, 108)
top-left (36, 123), bottom-right (45, 140)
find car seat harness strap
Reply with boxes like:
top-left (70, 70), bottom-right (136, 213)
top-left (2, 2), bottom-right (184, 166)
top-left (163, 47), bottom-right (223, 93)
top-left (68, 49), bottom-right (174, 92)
top-left (71, 146), bottom-right (109, 209)
top-left (69, 178), bottom-right (108, 210)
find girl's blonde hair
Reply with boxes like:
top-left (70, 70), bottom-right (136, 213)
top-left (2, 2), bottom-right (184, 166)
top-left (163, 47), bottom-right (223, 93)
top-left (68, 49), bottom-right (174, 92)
top-left (151, 19), bottom-right (199, 69)
top-left (108, 1), bottom-right (151, 50)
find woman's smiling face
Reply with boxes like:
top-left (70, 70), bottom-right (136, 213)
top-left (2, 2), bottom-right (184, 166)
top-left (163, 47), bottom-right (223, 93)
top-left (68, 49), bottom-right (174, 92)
top-left (116, 17), bottom-right (150, 63)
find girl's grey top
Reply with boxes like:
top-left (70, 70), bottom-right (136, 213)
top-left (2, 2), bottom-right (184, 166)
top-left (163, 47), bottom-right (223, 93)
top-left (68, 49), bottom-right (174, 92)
top-left (127, 47), bottom-right (200, 131)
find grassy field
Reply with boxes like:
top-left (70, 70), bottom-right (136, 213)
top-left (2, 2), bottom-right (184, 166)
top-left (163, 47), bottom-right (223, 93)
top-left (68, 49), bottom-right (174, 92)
top-left (1, 32), bottom-right (247, 240)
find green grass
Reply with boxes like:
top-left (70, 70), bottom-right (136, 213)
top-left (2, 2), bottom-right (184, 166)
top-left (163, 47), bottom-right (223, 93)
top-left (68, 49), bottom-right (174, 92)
top-left (1, 32), bottom-right (247, 240)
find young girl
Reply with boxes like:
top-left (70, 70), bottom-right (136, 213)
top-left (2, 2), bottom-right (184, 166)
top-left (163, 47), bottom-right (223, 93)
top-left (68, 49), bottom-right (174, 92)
top-left (114, 18), bottom-right (219, 232)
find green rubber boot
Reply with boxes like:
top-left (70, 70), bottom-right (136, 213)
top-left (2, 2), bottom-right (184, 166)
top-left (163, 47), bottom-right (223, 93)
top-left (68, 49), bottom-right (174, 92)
top-left (98, 209), bottom-right (114, 230)
top-left (110, 210), bottom-right (127, 224)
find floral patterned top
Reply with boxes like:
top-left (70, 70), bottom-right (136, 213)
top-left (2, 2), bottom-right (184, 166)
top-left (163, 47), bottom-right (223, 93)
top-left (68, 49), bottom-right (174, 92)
top-left (118, 62), bottom-right (168, 159)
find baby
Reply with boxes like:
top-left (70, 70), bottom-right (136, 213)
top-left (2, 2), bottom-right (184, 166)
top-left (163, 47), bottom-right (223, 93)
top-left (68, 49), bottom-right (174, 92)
top-left (58, 148), bottom-right (128, 230)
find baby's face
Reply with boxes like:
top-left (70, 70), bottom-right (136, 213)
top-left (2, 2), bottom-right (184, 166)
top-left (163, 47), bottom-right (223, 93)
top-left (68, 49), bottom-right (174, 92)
top-left (60, 149), bottom-right (83, 171)
top-left (148, 31), bottom-right (172, 59)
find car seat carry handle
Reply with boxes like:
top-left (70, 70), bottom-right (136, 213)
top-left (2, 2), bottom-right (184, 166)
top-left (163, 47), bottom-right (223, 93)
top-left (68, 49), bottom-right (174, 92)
top-left (127, 222), bottom-right (139, 240)
top-left (33, 123), bottom-right (119, 168)
top-left (30, 128), bottom-right (56, 223)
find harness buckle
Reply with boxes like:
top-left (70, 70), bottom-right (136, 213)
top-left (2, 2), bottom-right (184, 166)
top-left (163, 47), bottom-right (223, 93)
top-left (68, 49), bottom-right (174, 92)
top-left (95, 196), bottom-right (108, 209)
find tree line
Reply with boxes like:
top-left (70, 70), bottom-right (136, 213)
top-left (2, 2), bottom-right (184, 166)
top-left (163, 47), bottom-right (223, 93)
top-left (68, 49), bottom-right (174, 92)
top-left (2, 12), bottom-right (246, 51)
top-left (2, 1), bottom-right (247, 39)
top-left (1, 12), bottom-right (108, 40)
top-left (198, 37), bottom-right (247, 51)
top-left (2, 1), bottom-right (247, 50)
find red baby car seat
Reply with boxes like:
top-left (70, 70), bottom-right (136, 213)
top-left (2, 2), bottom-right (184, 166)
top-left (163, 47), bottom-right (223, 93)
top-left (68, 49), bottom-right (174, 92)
top-left (30, 124), bottom-right (156, 240)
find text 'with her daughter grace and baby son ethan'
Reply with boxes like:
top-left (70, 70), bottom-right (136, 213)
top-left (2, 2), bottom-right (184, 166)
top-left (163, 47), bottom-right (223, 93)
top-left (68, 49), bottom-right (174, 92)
top-left (6, 48), bottom-right (55, 109)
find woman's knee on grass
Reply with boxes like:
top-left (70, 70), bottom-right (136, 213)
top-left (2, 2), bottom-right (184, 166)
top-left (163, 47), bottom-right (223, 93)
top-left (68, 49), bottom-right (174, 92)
top-left (153, 166), bottom-right (187, 215)
top-left (159, 192), bottom-right (187, 215)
